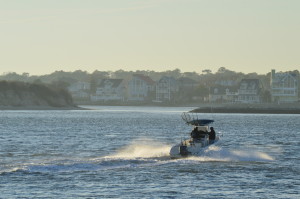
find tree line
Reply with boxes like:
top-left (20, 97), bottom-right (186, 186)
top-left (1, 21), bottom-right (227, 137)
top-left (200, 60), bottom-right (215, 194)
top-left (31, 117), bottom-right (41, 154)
top-left (3, 67), bottom-right (299, 86)
top-left (0, 80), bottom-right (74, 107)
top-left (0, 68), bottom-right (299, 103)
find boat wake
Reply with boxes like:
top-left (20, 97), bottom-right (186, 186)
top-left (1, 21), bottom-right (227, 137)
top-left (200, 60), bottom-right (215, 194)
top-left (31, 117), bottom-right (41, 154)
top-left (0, 141), bottom-right (274, 175)
top-left (182, 145), bottom-right (274, 162)
top-left (0, 139), bottom-right (172, 175)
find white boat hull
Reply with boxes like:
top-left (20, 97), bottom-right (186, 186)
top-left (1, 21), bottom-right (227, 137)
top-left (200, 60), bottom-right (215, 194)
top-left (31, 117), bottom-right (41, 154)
top-left (169, 136), bottom-right (219, 159)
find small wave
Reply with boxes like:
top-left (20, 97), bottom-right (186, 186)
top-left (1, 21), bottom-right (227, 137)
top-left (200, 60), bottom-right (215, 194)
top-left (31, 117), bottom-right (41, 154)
top-left (2, 157), bottom-right (167, 174)
top-left (1, 160), bottom-right (135, 174)
top-left (0, 167), bottom-right (24, 175)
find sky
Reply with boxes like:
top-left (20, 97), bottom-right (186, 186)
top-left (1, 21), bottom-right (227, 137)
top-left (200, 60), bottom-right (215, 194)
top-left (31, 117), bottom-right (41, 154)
top-left (0, 0), bottom-right (299, 75)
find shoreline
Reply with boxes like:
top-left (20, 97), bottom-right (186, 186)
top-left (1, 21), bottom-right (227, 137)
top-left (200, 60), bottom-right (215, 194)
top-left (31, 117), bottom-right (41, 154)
top-left (1, 103), bottom-right (300, 114)
top-left (0, 105), bottom-right (88, 110)
top-left (191, 103), bottom-right (300, 114)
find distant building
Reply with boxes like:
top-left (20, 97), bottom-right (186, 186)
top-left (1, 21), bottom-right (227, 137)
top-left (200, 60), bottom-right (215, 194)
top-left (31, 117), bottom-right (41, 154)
top-left (155, 76), bottom-right (179, 102)
top-left (236, 79), bottom-right (262, 103)
top-left (209, 86), bottom-right (237, 103)
top-left (90, 79), bottom-right (126, 102)
top-left (209, 87), bottom-right (227, 103)
top-left (128, 74), bottom-right (155, 101)
top-left (68, 81), bottom-right (91, 100)
top-left (270, 69), bottom-right (298, 103)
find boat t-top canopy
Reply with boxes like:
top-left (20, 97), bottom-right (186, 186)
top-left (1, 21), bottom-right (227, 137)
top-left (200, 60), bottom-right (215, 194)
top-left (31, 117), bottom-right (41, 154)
top-left (181, 112), bottom-right (214, 126)
top-left (188, 119), bottom-right (214, 126)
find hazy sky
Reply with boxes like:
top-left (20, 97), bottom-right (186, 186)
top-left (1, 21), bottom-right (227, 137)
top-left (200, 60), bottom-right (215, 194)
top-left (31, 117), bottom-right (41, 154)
top-left (1, 0), bottom-right (299, 75)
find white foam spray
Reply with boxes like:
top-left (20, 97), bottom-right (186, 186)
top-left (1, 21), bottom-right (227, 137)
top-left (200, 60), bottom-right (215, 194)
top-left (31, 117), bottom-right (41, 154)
top-left (185, 145), bottom-right (274, 162)
top-left (107, 138), bottom-right (171, 159)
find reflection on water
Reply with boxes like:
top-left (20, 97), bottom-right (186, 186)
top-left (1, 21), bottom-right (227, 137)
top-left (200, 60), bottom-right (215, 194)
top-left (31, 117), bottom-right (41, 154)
top-left (0, 106), bottom-right (299, 198)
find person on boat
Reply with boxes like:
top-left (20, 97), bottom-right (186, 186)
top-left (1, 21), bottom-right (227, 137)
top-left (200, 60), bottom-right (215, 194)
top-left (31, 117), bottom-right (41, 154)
top-left (191, 127), bottom-right (198, 139)
top-left (209, 127), bottom-right (216, 144)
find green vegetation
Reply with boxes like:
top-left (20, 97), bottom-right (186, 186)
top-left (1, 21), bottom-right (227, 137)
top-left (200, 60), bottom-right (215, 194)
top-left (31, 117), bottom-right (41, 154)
top-left (0, 81), bottom-right (74, 108)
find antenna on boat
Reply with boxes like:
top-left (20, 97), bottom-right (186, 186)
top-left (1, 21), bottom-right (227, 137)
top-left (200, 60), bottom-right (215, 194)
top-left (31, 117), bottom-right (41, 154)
top-left (181, 112), bottom-right (191, 124)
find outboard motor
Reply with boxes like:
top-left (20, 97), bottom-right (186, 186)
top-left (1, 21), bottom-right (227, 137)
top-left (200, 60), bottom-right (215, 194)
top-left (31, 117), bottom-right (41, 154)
top-left (179, 145), bottom-right (189, 156)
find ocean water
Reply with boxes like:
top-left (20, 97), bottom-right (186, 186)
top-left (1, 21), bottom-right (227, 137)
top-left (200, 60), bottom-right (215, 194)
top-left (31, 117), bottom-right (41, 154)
top-left (0, 106), bottom-right (299, 198)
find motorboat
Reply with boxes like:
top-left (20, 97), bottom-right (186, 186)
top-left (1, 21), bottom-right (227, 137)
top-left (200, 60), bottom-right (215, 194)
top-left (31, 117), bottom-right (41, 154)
top-left (169, 112), bottom-right (219, 159)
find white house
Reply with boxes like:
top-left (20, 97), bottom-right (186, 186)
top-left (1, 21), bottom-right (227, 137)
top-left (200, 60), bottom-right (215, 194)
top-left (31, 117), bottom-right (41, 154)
top-left (236, 79), bottom-right (261, 103)
top-left (155, 76), bottom-right (179, 102)
top-left (209, 86), bottom-right (237, 103)
top-left (128, 74), bottom-right (155, 101)
top-left (90, 79), bottom-right (126, 102)
top-left (270, 69), bottom-right (298, 103)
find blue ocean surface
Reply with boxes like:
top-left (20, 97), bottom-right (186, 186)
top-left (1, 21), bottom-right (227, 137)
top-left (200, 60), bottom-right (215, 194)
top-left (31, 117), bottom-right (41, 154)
top-left (0, 106), bottom-right (299, 198)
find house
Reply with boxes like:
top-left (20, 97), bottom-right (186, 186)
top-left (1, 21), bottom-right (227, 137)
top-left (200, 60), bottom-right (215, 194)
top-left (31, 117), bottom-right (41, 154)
top-left (155, 76), bottom-right (179, 102)
top-left (236, 79), bottom-right (262, 103)
top-left (270, 69), bottom-right (299, 103)
top-left (209, 86), bottom-right (237, 103)
top-left (68, 81), bottom-right (91, 100)
top-left (209, 87), bottom-right (227, 103)
top-left (90, 79), bottom-right (126, 102)
top-left (128, 74), bottom-right (155, 101)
